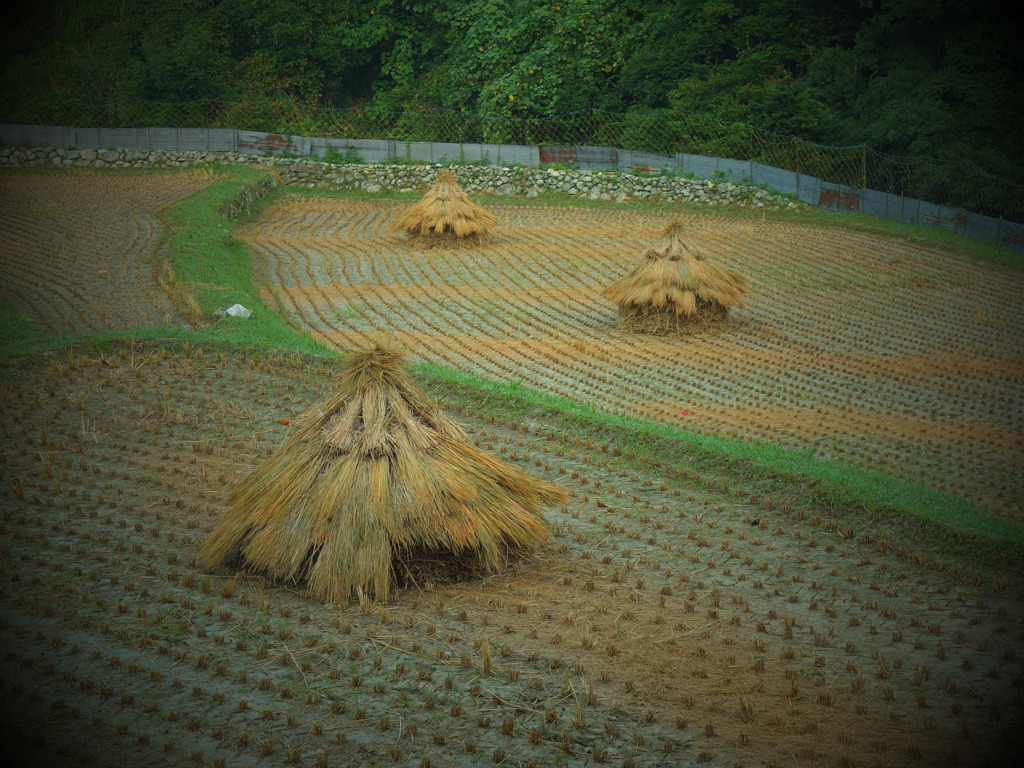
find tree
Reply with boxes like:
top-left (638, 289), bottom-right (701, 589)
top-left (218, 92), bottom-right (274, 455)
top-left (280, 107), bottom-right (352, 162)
top-left (1, 0), bottom-right (1019, 189)
top-left (845, 0), bottom-right (1024, 180)
top-left (416, 0), bottom-right (634, 117)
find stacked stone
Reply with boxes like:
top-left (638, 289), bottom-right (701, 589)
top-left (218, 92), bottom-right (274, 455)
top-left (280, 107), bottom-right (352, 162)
top-left (0, 146), bottom-right (807, 211)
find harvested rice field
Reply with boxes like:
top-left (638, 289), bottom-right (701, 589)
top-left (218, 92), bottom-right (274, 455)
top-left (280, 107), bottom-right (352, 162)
top-left (1, 347), bottom-right (1022, 768)
top-left (0, 171), bottom-right (216, 334)
top-left (1, 169), bottom-right (1022, 768)
top-left (246, 197), bottom-right (1024, 522)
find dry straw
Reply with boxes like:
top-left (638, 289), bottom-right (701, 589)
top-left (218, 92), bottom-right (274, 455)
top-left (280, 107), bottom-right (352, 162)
top-left (389, 169), bottom-right (498, 245)
top-left (604, 221), bottom-right (749, 336)
top-left (199, 341), bottom-right (565, 602)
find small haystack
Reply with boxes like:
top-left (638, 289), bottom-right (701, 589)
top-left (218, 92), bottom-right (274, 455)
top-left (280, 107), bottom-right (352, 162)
top-left (199, 342), bottom-right (565, 603)
top-left (604, 221), bottom-right (748, 336)
top-left (389, 169), bottom-right (498, 245)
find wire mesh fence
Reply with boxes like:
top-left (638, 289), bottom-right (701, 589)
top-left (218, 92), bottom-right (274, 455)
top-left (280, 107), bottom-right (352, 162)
top-left (5, 97), bottom-right (1022, 223)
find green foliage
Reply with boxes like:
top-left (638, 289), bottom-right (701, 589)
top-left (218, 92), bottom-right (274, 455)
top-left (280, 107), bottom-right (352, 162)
top-left (0, 0), bottom-right (1019, 190)
top-left (432, 0), bottom-right (634, 117)
top-left (670, 57), bottom-right (843, 143)
top-left (322, 146), bottom-right (365, 164)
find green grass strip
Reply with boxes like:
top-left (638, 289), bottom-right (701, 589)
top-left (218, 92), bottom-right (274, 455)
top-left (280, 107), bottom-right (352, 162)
top-left (0, 296), bottom-right (72, 366)
top-left (161, 168), bottom-right (334, 356)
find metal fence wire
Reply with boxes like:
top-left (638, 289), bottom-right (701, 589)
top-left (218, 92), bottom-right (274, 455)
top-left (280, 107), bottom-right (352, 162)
top-left (7, 97), bottom-right (1023, 223)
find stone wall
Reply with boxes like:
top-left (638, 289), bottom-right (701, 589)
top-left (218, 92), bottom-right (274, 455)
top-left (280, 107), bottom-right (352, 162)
top-left (5, 122), bottom-right (1023, 252)
top-left (0, 145), bottom-right (807, 212)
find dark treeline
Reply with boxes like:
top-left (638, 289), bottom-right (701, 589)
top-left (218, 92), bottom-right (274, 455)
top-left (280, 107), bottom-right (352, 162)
top-left (2, 0), bottom-right (1021, 184)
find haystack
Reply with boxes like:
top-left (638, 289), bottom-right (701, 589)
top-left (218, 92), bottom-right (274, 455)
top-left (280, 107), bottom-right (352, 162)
top-left (604, 221), bottom-right (748, 336)
top-left (199, 342), bottom-right (565, 603)
top-left (389, 169), bottom-right (498, 245)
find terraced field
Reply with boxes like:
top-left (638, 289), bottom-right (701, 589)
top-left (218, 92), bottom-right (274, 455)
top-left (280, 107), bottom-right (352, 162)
top-left (1, 170), bottom-right (1022, 768)
top-left (0, 170), bottom-right (216, 334)
top-left (246, 197), bottom-right (1024, 521)
top-left (1, 346), bottom-right (1021, 768)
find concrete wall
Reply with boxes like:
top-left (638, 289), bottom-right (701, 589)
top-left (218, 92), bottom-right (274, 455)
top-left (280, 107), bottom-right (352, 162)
top-left (2, 122), bottom-right (1021, 253)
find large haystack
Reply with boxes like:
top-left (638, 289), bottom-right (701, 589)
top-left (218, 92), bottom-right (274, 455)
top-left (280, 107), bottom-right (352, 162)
top-left (389, 169), bottom-right (498, 245)
top-left (199, 342), bottom-right (565, 603)
top-left (604, 221), bottom-right (748, 336)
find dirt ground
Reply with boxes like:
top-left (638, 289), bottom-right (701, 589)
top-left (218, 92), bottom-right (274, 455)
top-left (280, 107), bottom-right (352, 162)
top-left (0, 345), bottom-right (1021, 768)
top-left (3, 176), bottom-right (1020, 521)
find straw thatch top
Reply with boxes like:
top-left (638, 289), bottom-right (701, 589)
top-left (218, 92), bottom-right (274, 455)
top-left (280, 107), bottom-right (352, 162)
top-left (603, 221), bottom-right (748, 315)
top-left (199, 342), bottom-right (565, 602)
top-left (389, 169), bottom-right (498, 239)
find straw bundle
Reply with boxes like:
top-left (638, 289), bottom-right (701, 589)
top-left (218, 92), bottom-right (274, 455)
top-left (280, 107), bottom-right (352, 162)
top-left (604, 221), bottom-right (748, 336)
top-left (389, 169), bottom-right (498, 245)
top-left (199, 342), bottom-right (565, 603)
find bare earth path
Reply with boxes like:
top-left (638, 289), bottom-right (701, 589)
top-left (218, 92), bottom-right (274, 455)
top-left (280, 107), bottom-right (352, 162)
top-left (244, 197), bottom-right (1024, 522)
